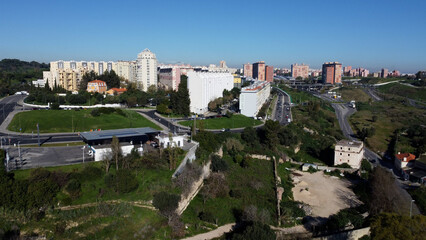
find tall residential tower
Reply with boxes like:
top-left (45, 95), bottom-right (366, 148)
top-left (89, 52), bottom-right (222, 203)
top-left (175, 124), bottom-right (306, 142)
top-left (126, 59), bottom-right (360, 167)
top-left (137, 49), bottom-right (158, 91)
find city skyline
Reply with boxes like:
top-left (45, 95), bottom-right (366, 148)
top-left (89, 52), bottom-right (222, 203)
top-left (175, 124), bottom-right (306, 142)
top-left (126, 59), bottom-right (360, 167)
top-left (1, 0), bottom-right (425, 73)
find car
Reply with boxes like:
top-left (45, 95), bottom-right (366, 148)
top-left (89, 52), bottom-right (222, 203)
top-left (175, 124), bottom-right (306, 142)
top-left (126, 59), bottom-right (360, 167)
top-left (221, 128), bottom-right (225, 132)
top-left (225, 128), bottom-right (230, 132)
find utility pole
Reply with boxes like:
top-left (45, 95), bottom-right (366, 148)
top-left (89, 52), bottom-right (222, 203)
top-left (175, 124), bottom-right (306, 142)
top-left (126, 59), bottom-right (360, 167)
top-left (82, 146), bottom-right (86, 163)
top-left (37, 123), bottom-right (40, 146)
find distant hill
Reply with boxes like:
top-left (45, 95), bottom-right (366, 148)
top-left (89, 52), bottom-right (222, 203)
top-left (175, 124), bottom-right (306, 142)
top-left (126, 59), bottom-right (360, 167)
top-left (0, 59), bottom-right (49, 72)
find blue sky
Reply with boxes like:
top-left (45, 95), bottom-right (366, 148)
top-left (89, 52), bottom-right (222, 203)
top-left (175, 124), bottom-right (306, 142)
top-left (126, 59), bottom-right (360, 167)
top-left (1, 0), bottom-right (425, 73)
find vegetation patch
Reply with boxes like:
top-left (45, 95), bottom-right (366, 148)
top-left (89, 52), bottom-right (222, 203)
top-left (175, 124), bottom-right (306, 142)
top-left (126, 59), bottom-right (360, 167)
top-left (8, 109), bottom-right (161, 133)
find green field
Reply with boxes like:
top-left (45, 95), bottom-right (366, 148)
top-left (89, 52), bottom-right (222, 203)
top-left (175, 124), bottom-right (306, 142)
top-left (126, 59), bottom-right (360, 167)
top-left (8, 109), bottom-right (162, 133)
top-left (277, 84), bottom-right (317, 104)
top-left (335, 86), bottom-right (371, 102)
top-left (179, 114), bottom-right (262, 129)
top-left (377, 82), bottom-right (426, 102)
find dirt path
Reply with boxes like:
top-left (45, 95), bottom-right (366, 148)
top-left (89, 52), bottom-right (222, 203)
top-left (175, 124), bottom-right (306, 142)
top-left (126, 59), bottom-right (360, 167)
top-left (181, 223), bottom-right (235, 240)
top-left (56, 200), bottom-right (156, 211)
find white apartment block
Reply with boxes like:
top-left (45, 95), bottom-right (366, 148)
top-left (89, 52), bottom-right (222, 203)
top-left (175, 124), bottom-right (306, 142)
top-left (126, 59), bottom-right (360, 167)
top-left (187, 72), bottom-right (234, 114)
top-left (239, 81), bottom-right (271, 117)
top-left (334, 140), bottom-right (364, 168)
top-left (116, 61), bottom-right (137, 83)
top-left (137, 49), bottom-right (158, 91)
top-left (158, 67), bottom-right (181, 91)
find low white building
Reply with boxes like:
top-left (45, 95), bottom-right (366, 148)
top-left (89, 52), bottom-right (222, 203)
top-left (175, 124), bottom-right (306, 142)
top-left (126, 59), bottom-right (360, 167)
top-left (88, 143), bottom-right (140, 162)
top-left (239, 81), bottom-right (271, 117)
top-left (32, 79), bottom-right (46, 88)
top-left (155, 133), bottom-right (185, 148)
top-left (334, 140), bottom-right (364, 168)
top-left (187, 72), bottom-right (234, 114)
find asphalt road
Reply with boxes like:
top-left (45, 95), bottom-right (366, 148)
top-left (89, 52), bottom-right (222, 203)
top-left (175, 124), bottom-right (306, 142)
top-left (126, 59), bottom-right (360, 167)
top-left (273, 87), bottom-right (292, 125)
top-left (0, 95), bottom-right (81, 146)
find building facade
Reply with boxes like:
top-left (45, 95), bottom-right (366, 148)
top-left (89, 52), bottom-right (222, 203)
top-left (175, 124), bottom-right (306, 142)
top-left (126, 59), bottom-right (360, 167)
top-left (239, 81), bottom-right (271, 117)
top-left (253, 61), bottom-right (266, 81)
top-left (115, 61), bottom-right (137, 83)
top-left (137, 49), bottom-right (158, 91)
top-left (243, 63), bottom-right (253, 78)
top-left (334, 140), bottom-right (364, 168)
top-left (381, 68), bottom-right (388, 78)
top-left (291, 63), bottom-right (309, 79)
top-left (322, 62), bottom-right (342, 84)
top-left (158, 67), bottom-right (181, 91)
top-left (187, 72), bottom-right (234, 114)
top-left (265, 66), bottom-right (274, 82)
top-left (87, 80), bottom-right (107, 93)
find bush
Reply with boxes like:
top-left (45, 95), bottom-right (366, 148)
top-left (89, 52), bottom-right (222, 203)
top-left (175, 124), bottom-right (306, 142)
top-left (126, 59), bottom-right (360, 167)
top-left (90, 108), bottom-right (100, 117)
top-left (104, 173), bottom-right (116, 190)
top-left (116, 169), bottom-right (139, 194)
top-left (65, 179), bottom-right (81, 199)
top-left (198, 211), bottom-right (216, 223)
top-left (335, 163), bottom-right (351, 168)
top-left (115, 108), bottom-right (126, 116)
top-left (50, 102), bottom-right (60, 110)
top-left (98, 107), bottom-right (116, 114)
top-left (211, 154), bottom-right (228, 172)
top-left (81, 165), bottom-right (103, 181)
top-left (230, 221), bottom-right (275, 240)
top-left (153, 191), bottom-right (180, 217)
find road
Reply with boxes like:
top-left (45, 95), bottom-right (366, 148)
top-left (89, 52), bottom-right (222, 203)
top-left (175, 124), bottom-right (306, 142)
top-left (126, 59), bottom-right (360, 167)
top-left (0, 95), bottom-right (81, 146)
top-left (272, 87), bottom-right (292, 125)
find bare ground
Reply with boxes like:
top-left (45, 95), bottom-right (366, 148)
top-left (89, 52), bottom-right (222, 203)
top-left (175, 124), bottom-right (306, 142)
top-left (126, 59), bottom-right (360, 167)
top-left (292, 170), bottom-right (361, 218)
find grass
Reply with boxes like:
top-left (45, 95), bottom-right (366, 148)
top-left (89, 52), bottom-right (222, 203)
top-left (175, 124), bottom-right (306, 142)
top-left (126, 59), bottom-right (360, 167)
top-left (335, 86), bottom-right (371, 102)
top-left (19, 205), bottom-right (170, 239)
top-left (377, 82), bottom-right (426, 102)
top-left (8, 109), bottom-right (162, 133)
top-left (350, 100), bottom-right (425, 153)
top-left (178, 114), bottom-right (262, 129)
top-left (277, 84), bottom-right (317, 104)
top-left (182, 156), bottom-right (276, 228)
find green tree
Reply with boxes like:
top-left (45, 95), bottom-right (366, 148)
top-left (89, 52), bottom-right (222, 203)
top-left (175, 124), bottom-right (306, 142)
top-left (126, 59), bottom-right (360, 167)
top-left (231, 222), bottom-right (275, 240)
top-left (370, 213), bottom-right (426, 240)
top-left (263, 120), bottom-right (281, 149)
top-left (80, 70), bottom-right (98, 91)
top-left (241, 127), bottom-right (259, 147)
top-left (153, 191), bottom-right (180, 217)
top-left (111, 136), bottom-right (122, 171)
top-left (170, 75), bottom-right (190, 115)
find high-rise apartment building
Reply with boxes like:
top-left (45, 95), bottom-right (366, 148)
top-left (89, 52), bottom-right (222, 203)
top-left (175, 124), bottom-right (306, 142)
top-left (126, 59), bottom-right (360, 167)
top-left (291, 63), bottom-right (309, 79)
top-left (253, 61), bottom-right (266, 81)
top-left (116, 61), bottom-right (137, 83)
top-left (322, 62), bottom-right (342, 84)
top-left (381, 68), bottom-right (388, 78)
top-left (243, 63), bottom-right (253, 78)
top-left (265, 66), bottom-right (274, 82)
top-left (187, 72), bottom-right (234, 114)
top-left (137, 49), bottom-right (158, 91)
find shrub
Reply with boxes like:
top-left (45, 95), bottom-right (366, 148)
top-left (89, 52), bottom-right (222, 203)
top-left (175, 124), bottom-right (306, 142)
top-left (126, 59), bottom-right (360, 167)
top-left (335, 163), bottom-right (351, 168)
top-left (98, 107), bottom-right (115, 114)
top-left (90, 108), bottom-right (100, 117)
top-left (153, 191), bottom-right (180, 217)
top-left (198, 211), bottom-right (216, 223)
top-left (65, 179), bottom-right (81, 199)
top-left (50, 102), bottom-right (60, 110)
top-left (116, 169), bottom-right (139, 194)
top-left (104, 173), bottom-right (116, 190)
top-left (115, 108), bottom-right (126, 116)
top-left (79, 165), bottom-right (103, 182)
top-left (211, 154), bottom-right (228, 172)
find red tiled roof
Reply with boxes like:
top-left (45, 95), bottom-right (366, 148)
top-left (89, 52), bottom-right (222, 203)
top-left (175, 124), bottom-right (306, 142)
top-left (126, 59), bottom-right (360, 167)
top-left (109, 88), bottom-right (127, 92)
top-left (88, 80), bottom-right (106, 84)
top-left (395, 153), bottom-right (416, 162)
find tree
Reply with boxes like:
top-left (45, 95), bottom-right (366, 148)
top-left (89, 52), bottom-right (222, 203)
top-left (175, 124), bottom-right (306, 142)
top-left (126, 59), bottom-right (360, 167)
top-left (241, 127), bottom-right (259, 147)
top-left (99, 70), bottom-right (120, 89)
top-left (263, 120), bottom-right (281, 149)
top-left (201, 172), bottom-right (229, 202)
top-left (370, 213), bottom-right (426, 240)
top-left (170, 76), bottom-right (190, 116)
top-left (153, 191), bottom-right (180, 217)
top-left (111, 136), bottom-right (122, 171)
top-left (80, 70), bottom-right (98, 91)
top-left (211, 154), bottom-right (228, 172)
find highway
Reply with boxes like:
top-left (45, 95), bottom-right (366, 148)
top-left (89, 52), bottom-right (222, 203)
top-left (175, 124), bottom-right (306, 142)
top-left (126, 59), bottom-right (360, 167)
top-left (272, 87), bottom-right (292, 125)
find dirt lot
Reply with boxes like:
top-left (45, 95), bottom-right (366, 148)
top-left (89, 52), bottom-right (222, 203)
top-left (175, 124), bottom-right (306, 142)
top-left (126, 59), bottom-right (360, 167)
top-left (292, 170), bottom-right (361, 218)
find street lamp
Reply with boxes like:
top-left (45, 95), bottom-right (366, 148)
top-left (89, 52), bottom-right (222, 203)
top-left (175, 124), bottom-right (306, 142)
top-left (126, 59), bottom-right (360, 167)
top-left (82, 146), bottom-right (86, 163)
top-left (410, 200), bottom-right (415, 218)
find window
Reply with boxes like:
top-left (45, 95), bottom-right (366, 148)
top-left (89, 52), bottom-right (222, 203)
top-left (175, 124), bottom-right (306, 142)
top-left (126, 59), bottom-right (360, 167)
top-left (348, 154), bottom-right (350, 156)
top-left (340, 153), bottom-right (342, 155)
top-left (348, 148), bottom-right (351, 151)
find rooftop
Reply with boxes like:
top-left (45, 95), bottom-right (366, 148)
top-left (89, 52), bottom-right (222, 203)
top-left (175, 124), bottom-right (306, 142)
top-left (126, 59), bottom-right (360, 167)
top-left (395, 153), bottom-right (416, 162)
top-left (80, 127), bottom-right (160, 141)
top-left (336, 140), bottom-right (363, 148)
top-left (88, 80), bottom-right (106, 84)
top-left (241, 81), bottom-right (270, 92)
